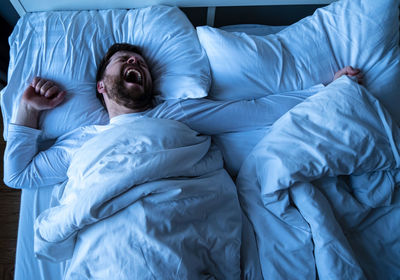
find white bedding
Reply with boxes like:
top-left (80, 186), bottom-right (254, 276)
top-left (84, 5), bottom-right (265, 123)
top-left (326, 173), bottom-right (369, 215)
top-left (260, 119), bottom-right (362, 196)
top-left (2, 0), bottom-right (400, 279)
top-left (1, 6), bottom-right (210, 140)
top-left (237, 77), bottom-right (400, 279)
top-left (198, 0), bottom-right (400, 126)
top-left (7, 20), bottom-right (286, 280)
top-left (34, 118), bottom-right (242, 279)
top-left (14, 188), bottom-right (69, 280)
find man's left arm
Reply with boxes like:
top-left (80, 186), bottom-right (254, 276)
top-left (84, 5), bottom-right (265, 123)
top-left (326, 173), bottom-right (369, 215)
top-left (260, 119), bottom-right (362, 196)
top-left (176, 87), bottom-right (320, 135)
top-left (176, 66), bottom-right (363, 135)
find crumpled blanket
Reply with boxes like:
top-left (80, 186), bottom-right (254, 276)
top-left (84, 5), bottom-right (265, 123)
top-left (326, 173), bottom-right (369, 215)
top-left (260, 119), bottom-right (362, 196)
top-left (34, 118), bottom-right (242, 280)
top-left (238, 77), bottom-right (400, 279)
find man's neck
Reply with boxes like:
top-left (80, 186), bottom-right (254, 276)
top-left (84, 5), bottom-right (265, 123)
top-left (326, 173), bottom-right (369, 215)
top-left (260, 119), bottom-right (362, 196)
top-left (108, 103), bottom-right (151, 119)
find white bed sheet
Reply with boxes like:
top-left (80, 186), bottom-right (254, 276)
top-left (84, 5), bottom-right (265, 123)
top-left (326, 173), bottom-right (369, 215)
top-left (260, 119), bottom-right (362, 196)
top-left (12, 22), bottom-right (282, 280)
top-left (15, 188), bottom-right (68, 280)
top-left (1, 6), bottom-right (210, 141)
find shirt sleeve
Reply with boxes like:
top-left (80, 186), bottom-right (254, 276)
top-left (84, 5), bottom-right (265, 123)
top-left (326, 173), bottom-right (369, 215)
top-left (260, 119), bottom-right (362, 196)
top-left (3, 124), bottom-right (70, 189)
top-left (178, 85), bottom-right (325, 135)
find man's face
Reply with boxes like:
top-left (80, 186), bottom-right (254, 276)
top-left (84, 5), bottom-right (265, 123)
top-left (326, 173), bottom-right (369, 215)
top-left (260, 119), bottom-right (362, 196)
top-left (102, 51), bottom-right (153, 109)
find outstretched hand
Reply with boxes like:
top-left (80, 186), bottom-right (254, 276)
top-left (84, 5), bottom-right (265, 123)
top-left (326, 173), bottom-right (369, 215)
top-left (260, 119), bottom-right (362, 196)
top-left (333, 66), bottom-right (363, 85)
top-left (21, 77), bottom-right (66, 112)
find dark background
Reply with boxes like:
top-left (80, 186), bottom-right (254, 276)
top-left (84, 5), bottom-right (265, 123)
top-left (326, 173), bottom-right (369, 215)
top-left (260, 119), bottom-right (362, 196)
top-left (0, 3), bottom-right (19, 279)
top-left (0, 1), bottom-right (19, 88)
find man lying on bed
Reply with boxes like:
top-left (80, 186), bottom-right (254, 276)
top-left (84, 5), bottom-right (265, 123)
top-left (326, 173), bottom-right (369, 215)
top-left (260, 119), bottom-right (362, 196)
top-left (4, 43), bottom-right (362, 189)
top-left (3, 43), bottom-right (362, 278)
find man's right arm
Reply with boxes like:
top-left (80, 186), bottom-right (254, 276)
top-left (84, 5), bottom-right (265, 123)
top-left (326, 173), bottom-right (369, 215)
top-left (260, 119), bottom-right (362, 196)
top-left (4, 125), bottom-right (70, 188)
top-left (3, 77), bottom-right (67, 189)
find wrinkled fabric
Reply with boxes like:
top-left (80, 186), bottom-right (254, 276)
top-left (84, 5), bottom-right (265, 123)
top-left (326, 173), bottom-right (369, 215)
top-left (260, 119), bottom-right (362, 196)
top-left (35, 118), bottom-right (242, 279)
top-left (238, 77), bottom-right (400, 279)
top-left (1, 6), bottom-right (210, 140)
top-left (197, 0), bottom-right (400, 125)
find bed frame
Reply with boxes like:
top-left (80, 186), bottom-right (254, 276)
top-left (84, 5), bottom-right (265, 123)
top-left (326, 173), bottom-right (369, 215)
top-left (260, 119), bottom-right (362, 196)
top-left (10, 0), bottom-right (335, 26)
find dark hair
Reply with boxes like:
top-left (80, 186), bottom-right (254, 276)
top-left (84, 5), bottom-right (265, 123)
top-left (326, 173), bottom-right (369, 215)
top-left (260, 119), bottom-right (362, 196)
top-left (96, 43), bottom-right (143, 108)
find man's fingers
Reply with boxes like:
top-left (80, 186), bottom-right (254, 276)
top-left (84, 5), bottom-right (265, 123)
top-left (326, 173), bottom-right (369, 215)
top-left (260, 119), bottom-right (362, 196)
top-left (44, 86), bottom-right (59, 98)
top-left (40, 81), bottom-right (55, 96)
top-left (333, 66), bottom-right (363, 83)
top-left (30, 77), bottom-right (64, 98)
top-left (347, 67), bottom-right (361, 76)
top-left (48, 91), bottom-right (66, 108)
top-left (31, 77), bottom-right (41, 88)
top-left (35, 79), bottom-right (46, 94)
top-left (341, 66), bottom-right (359, 76)
top-left (24, 77), bottom-right (66, 111)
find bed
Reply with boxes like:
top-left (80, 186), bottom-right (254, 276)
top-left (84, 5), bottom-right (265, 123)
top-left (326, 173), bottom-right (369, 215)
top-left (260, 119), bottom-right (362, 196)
top-left (1, 0), bottom-right (400, 279)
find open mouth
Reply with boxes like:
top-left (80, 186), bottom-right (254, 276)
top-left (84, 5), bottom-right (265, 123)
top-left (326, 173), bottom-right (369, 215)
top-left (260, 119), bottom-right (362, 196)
top-left (123, 68), bottom-right (143, 85)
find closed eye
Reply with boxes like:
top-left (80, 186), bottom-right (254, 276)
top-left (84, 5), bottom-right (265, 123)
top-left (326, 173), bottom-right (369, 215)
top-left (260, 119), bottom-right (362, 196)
top-left (112, 54), bottom-right (147, 68)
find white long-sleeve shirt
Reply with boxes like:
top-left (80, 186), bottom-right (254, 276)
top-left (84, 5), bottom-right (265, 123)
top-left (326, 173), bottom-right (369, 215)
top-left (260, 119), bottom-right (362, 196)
top-left (4, 85), bottom-right (323, 189)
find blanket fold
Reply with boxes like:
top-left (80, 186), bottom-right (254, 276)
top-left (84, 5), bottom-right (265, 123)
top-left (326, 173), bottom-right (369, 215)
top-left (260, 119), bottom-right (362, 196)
top-left (35, 118), bottom-right (242, 279)
top-left (237, 77), bottom-right (400, 279)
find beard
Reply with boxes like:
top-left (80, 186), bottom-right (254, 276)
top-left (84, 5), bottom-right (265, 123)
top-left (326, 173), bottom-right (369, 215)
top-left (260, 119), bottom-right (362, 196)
top-left (103, 74), bottom-right (153, 111)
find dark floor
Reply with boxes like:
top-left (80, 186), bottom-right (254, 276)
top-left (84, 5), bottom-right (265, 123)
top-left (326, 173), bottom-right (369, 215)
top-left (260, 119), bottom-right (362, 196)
top-left (0, 106), bottom-right (20, 280)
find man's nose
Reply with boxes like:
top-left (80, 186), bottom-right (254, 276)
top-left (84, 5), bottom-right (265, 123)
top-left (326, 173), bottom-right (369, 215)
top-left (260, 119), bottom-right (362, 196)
top-left (127, 56), bottom-right (137, 64)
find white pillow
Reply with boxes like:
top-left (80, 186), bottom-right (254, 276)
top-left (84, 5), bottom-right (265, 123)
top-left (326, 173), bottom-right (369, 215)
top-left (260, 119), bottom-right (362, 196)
top-left (197, 0), bottom-right (400, 124)
top-left (1, 6), bottom-right (210, 140)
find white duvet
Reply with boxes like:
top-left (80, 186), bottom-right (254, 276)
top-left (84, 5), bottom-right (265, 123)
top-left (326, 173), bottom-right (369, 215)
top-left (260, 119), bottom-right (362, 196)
top-left (34, 118), bottom-right (242, 279)
top-left (238, 77), bottom-right (400, 279)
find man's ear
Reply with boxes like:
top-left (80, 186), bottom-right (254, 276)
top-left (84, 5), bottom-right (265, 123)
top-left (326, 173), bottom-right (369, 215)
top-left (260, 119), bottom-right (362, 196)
top-left (97, 81), bottom-right (106, 94)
